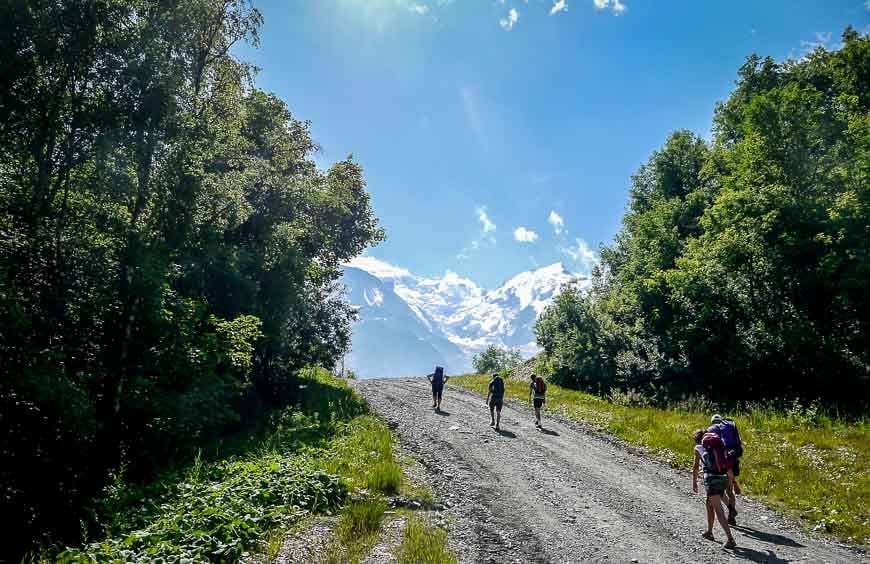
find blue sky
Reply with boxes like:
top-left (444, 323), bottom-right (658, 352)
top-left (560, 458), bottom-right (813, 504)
top-left (238, 0), bottom-right (868, 288)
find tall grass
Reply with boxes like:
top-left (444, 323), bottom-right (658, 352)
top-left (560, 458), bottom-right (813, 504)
top-left (396, 516), bottom-right (455, 564)
top-left (453, 375), bottom-right (869, 545)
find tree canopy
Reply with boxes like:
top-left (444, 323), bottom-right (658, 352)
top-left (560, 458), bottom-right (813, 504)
top-left (536, 29), bottom-right (870, 406)
top-left (0, 0), bottom-right (382, 556)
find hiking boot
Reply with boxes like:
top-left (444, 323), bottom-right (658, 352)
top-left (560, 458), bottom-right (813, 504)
top-left (728, 515), bottom-right (737, 526)
top-left (727, 505), bottom-right (737, 526)
top-left (702, 531), bottom-right (715, 542)
top-left (724, 539), bottom-right (737, 549)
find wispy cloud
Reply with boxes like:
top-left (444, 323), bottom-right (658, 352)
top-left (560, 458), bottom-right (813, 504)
top-left (409, 3), bottom-right (429, 15)
top-left (513, 226), bottom-right (539, 243)
top-left (477, 206), bottom-right (496, 234)
top-left (561, 238), bottom-right (599, 273)
top-left (593, 0), bottom-right (627, 16)
top-left (800, 31), bottom-right (833, 54)
top-left (461, 87), bottom-right (489, 154)
top-left (550, 0), bottom-right (568, 15)
top-left (499, 7), bottom-right (519, 30)
top-left (458, 206), bottom-right (497, 260)
top-left (548, 211), bottom-right (565, 235)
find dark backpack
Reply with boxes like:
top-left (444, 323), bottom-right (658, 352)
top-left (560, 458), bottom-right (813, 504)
top-left (431, 366), bottom-right (444, 385)
top-left (708, 420), bottom-right (743, 456)
top-left (490, 376), bottom-right (504, 398)
top-left (533, 377), bottom-right (546, 396)
top-left (701, 432), bottom-right (732, 475)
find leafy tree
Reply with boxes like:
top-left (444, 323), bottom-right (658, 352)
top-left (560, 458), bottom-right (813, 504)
top-left (472, 345), bottom-right (524, 374)
top-left (536, 28), bottom-right (870, 405)
top-left (0, 1), bottom-right (383, 557)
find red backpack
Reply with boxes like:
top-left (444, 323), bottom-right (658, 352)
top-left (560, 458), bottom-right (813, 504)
top-left (701, 432), bottom-right (732, 475)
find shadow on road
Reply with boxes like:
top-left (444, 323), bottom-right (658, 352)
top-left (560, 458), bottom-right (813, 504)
top-left (539, 427), bottom-right (560, 436)
top-left (496, 429), bottom-right (517, 438)
top-left (733, 526), bottom-right (804, 548)
top-left (434, 409), bottom-right (451, 416)
top-left (730, 546), bottom-right (790, 563)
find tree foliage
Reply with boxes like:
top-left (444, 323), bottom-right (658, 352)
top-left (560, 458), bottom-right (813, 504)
top-left (472, 345), bottom-right (524, 374)
top-left (0, 1), bottom-right (382, 557)
top-left (536, 29), bottom-right (870, 406)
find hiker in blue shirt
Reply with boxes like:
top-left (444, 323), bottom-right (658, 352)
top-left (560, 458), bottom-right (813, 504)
top-left (485, 373), bottom-right (505, 430)
top-left (426, 366), bottom-right (448, 411)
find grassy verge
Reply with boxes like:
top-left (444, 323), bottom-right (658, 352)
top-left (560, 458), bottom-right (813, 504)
top-left (55, 368), bottom-right (404, 562)
top-left (396, 515), bottom-right (455, 564)
top-left (453, 374), bottom-right (869, 545)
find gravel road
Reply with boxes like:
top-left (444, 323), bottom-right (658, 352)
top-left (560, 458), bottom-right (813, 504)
top-left (353, 378), bottom-right (863, 564)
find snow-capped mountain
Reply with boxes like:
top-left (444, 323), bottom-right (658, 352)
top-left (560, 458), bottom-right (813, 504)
top-left (341, 258), bottom-right (590, 378)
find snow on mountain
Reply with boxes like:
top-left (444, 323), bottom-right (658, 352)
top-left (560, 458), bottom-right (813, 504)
top-left (341, 257), bottom-right (590, 377)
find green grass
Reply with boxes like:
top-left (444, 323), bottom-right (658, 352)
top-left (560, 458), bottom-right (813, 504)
top-left (54, 368), bottom-right (401, 562)
top-left (453, 374), bottom-right (869, 546)
top-left (396, 516), bottom-right (455, 564)
top-left (324, 500), bottom-right (388, 564)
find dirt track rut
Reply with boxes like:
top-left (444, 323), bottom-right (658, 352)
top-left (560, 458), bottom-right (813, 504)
top-left (353, 378), bottom-right (863, 564)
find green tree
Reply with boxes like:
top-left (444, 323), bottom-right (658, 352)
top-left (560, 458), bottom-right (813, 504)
top-left (472, 345), bottom-right (524, 374)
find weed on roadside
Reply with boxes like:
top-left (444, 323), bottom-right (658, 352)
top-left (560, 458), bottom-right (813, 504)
top-left (396, 515), bottom-right (455, 564)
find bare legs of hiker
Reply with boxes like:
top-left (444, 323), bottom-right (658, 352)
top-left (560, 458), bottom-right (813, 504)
top-left (704, 494), bottom-right (737, 549)
top-left (489, 399), bottom-right (502, 430)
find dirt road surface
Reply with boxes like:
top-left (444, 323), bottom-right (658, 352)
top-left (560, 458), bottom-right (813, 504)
top-left (353, 378), bottom-right (863, 564)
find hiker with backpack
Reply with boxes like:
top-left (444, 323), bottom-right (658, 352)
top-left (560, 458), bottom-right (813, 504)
top-left (426, 366), bottom-right (448, 411)
top-left (708, 414), bottom-right (744, 525)
top-left (692, 429), bottom-right (737, 549)
top-left (486, 372), bottom-right (505, 430)
top-left (528, 373), bottom-right (546, 429)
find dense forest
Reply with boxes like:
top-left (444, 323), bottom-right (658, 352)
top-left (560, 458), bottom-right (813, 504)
top-left (0, 0), bottom-right (382, 557)
top-left (536, 29), bottom-right (869, 406)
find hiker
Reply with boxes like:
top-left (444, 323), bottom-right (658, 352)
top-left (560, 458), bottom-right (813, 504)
top-left (528, 373), bottom-right (546, 428)
top-left (486, 372), bottom-right (505, 430)
top-left (708, 414), bottom-right (744, 525)
top-left (426, 366), bottom-right (448, 411)
top-left (692, 429), bottom-right (737, 549)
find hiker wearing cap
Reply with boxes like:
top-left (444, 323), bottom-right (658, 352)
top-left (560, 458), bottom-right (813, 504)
top-left (426, 366), bottom-right (448, 411)
top-left (708, 414), bottom-right (744, 525)
top-left (528, 373), bottom-right (547, 428)
top-left (486, 373), bottom-right (505, 430)
top-left (692, 429), bottom-right (737, 549)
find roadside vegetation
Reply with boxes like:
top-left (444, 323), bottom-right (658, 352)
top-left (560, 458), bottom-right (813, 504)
top-left (534, 29), bottom-right (870, 409)
top-left (52, 369), bottom-right (403, 562)
top-left (0, 2), bottom-right (384, 559)
top-left (454, 374), bottom-right (869, 545)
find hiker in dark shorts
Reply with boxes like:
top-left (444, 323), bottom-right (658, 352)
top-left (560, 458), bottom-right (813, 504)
top-left (528, 373), bottom-right (546, 428)
top-left (426, 366), bottom-right (448, 411)
top-left (692, 429), bottom-right (737, 549)
top-left (708, 414), bottom-right (743, 525)
top-left (486, 373), bottom-right (505, 430)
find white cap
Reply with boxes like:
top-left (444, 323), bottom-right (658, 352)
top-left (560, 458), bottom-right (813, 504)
top-left (711, 414), bottom-right (723, 424)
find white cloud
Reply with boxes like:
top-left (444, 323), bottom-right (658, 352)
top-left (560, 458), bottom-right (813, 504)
top-left (345, 256), bottom-right (412, 279)
top-left (499, 8), bottom-right (519, 30)
top-left (409, 3), bottom-right (429, 15)
top-left (799, 31), bottom-right (834, 57)
top-left (561, 238), bottom-right (599, 272)
top-left (550, 0), bottom-right (568, 15)
top-left (459, 206), bottom-right (497, 260)
top-left (513, 226), bottom-right (539, 243)
top-left (547, 211), bottom-right (565, 235)
top-left (866, 0), bottom-right (870, 11)
top-left (477, 206), bottom-right (496, 233)
top-left (593, 0), bottom-right (626, 15)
